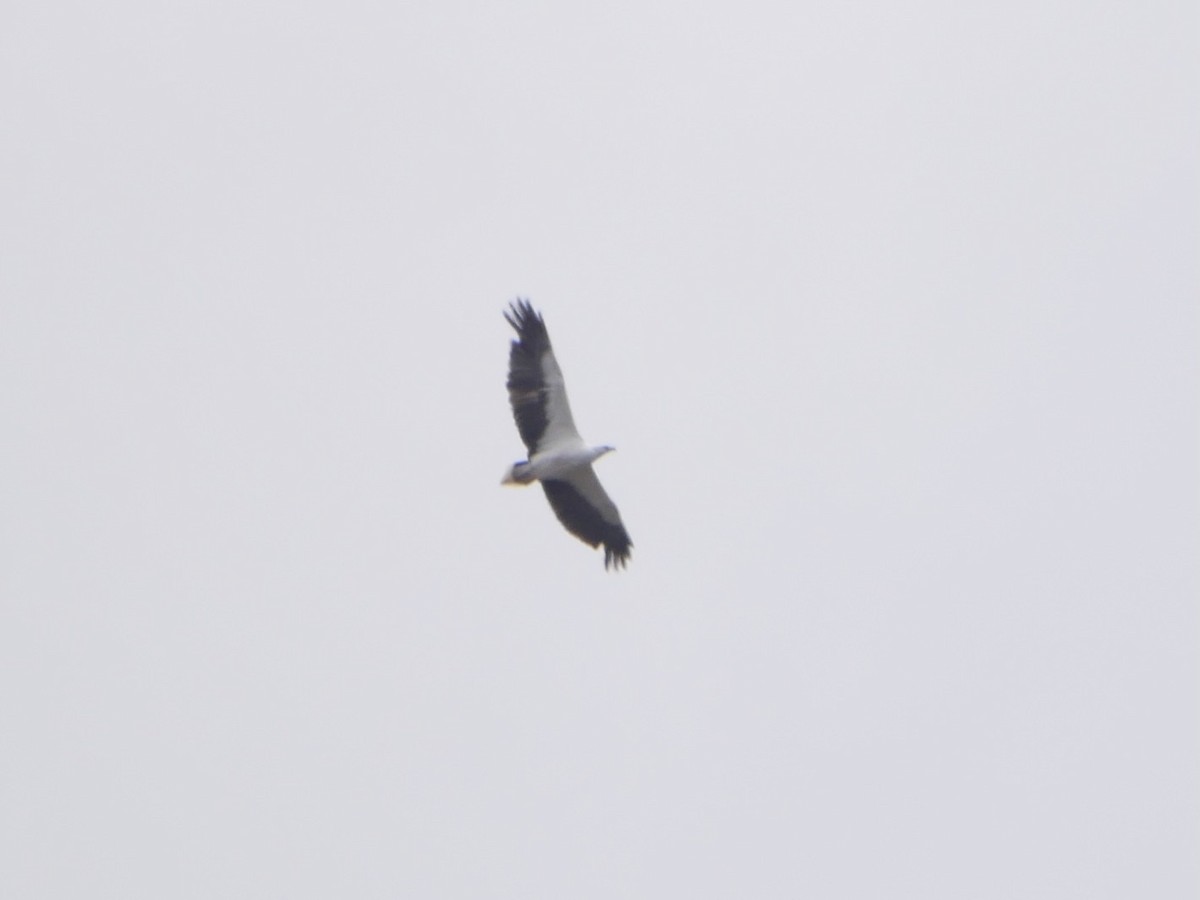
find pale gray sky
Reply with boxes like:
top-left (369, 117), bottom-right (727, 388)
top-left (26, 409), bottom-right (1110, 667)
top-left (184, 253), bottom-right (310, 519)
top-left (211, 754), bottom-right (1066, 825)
top-left (2, 1), bottom-right (1196, 897)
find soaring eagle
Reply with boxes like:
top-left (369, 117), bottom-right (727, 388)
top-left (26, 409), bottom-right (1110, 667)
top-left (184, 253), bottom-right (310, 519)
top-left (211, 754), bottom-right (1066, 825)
top-left (501, 300), bottom-right (633, 570)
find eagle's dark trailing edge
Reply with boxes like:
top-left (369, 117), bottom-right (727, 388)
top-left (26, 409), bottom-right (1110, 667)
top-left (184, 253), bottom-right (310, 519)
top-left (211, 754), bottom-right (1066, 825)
top-left (501, 300), bottom-right (633, 570)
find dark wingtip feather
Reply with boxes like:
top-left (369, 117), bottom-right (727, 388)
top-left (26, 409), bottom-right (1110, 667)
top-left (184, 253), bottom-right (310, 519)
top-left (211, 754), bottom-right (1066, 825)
top-left (503, 298), bottom-right (548, 344)
top-left (603, 539), bottom-right (633, 571)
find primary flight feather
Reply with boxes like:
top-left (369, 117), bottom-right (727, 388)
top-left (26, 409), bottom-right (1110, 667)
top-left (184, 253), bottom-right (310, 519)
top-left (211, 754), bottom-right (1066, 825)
top-left (501, 300), bottom-right (633, 570)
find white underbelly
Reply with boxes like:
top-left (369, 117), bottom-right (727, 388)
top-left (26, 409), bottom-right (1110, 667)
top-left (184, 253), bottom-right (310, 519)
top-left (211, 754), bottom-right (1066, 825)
top-left (528, 446), bottom-right (593, 480)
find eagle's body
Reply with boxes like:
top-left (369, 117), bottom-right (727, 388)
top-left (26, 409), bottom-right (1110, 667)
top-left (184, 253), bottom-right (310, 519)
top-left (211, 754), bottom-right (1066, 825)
top-left (501, 300), bottom-right (632, 570)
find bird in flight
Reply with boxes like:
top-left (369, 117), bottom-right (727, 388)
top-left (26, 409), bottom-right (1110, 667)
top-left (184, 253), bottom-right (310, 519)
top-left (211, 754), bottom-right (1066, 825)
top-left (501, 300), bottom-right (633, 570)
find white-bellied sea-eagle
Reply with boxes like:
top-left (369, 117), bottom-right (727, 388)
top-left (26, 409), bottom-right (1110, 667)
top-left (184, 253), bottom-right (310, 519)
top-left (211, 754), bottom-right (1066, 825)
top-left (501, 300), bottom-right (632, 570)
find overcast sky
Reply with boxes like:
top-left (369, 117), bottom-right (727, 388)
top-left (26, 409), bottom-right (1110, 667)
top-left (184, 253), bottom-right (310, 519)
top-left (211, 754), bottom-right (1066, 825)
top-left (1, 1), bottom-right (1196, 897)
